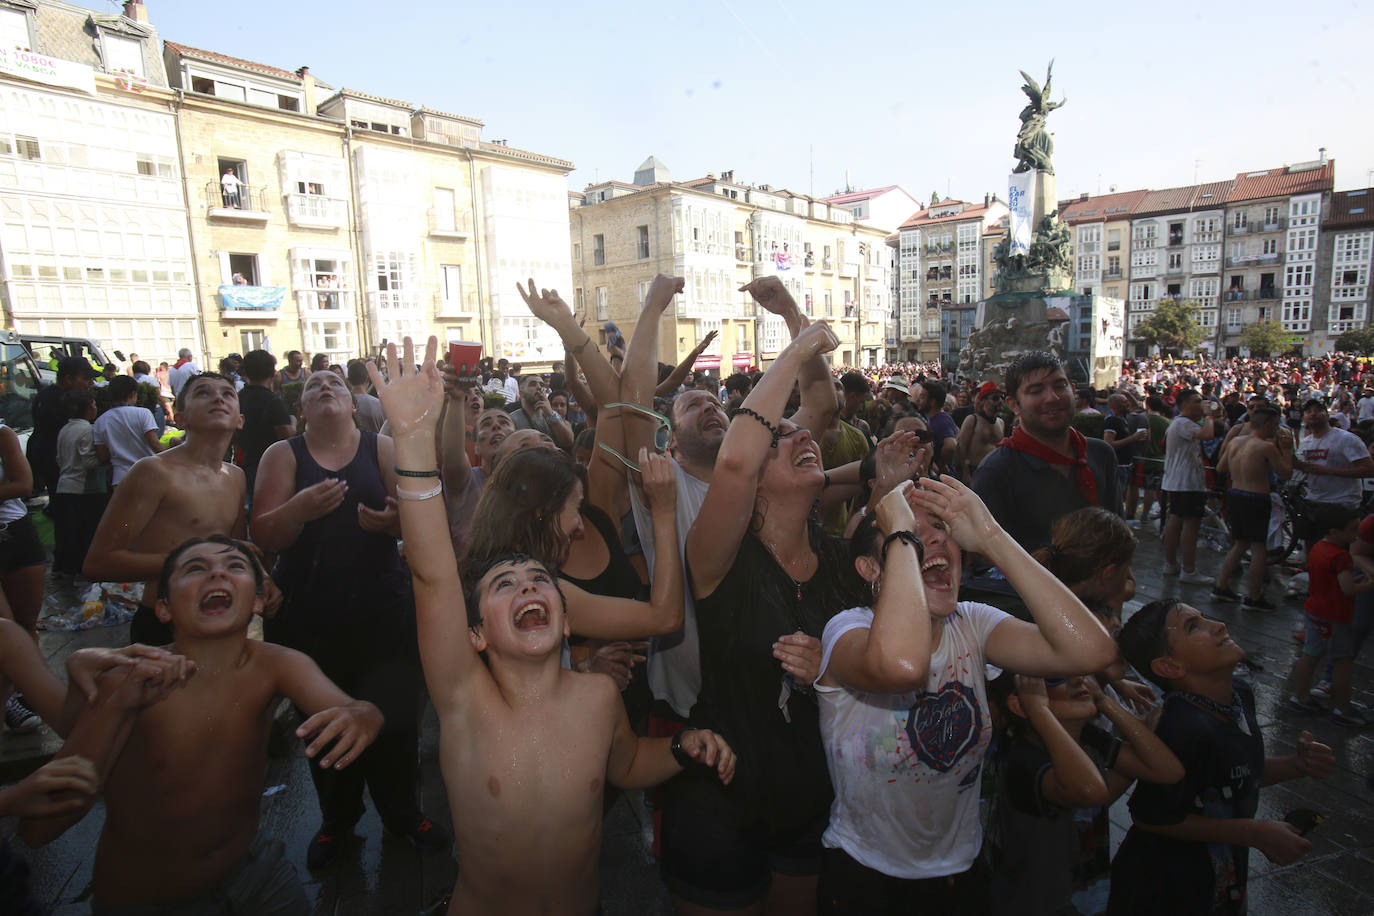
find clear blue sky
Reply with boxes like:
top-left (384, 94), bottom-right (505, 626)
top-left (100, 0), bottom-right (1374, 200)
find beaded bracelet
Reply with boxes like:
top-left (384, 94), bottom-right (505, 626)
top-left (731, 406), bottom-right (781, 447)
top-left (881, 530), bottom-right (925, 565)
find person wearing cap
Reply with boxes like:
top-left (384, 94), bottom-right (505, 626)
top-left (1295, 399), bottom-right (1373, 541)
top-left (26, 356), bottom-right (99, 498)
top-left (957, 381), bottom-right (1005, 482)
top-left (880, 375), bottom-right (910, 405)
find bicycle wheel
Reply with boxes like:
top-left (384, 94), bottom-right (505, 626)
top-left (1268, 504), bottom-right (1297, 565)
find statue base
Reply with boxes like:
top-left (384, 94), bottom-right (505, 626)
top-left (960, 291), bottom-right (1125, 388)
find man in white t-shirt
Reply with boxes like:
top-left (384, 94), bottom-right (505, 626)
top-left (1296, 398), bottom-right (1373, 522)
top-left (92, 376), bottom-right (162, 486)
top-left (1161, 389), bottom-right (1216, 583)
top-left (1356, 388), bottom-right (1374, 423)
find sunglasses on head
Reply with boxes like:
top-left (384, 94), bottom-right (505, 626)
top-left (597, 402), bottom-right (671, 473)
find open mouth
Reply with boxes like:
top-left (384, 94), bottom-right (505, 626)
top-left (793, 449), bottom-right (819, 468)
top-left (920, 555), bottom-right (953, 590)
top-left (702, 416), bottom-right (727, 433)
top-left (200, 589), bottom-right (233, 614)
top-left (513, 600), bottom-right (550, 631)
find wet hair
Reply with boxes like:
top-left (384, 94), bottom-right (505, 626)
top-left (61, 389), bottom-right (95, 420)
top-left (460, 551), bottom-right (565, 630)
top-left (1031, 507), bottom-right (1136, 588)
top-left (173, 371), bottom-right (235, 414)
top-left (346, 359), bottom-right (370, 387)
top-left (849, 512), bottom-right (883, 607)
top-left (106, 375), bottom-right (139, 403)
top-left (1004, 351), bottom-right (1063, 400)
top-left (240, 349), bottom-right (276, 382)
top-left (463, 447), bottom-right (586, 572)
top-left (1118, 598), bottom-right (1183, 691)
top-left (156, 535), bottom-right (264, 602)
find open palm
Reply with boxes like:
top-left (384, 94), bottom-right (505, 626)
top-left (366, 337), bottom-right (444, 438)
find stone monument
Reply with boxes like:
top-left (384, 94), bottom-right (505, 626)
top-left (961, 63), bottom-right (1080, 383)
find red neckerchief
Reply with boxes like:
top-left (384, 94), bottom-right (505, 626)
top-left (173, 357), bottom-right (189, 369)
top-left (999, 425), bottom-right (1097, 505)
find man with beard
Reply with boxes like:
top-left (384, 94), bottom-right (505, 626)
top-left (973, 352), bottom-right (1119, 555)
top-left (957, 381), bottom-right (1006, 482)
top-left (508, 374), bottom-right (574, 450)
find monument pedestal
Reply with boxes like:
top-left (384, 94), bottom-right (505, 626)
top-left (961, 291), bottom-right (1124, 387)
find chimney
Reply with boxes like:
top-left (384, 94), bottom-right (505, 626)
top-left (123, 0), bottom-right (148, 22)
top-left (1319, 147), bottom-right (1328, 165)
top-left (296, 66), bottom-right (316, 115)
top-left (983, 193), bottom-right (989, 206)
top-left (1079, 192), bottom-right (1089, 200)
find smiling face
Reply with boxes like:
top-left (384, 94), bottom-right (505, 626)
top-left (909, 505), bottom-right (960, 617)
top-left (470, 557), bottom-right (569, 658)
top-left (1009, 367), bottom-right (1072, 438)
top-left (300, 369), bottom-right (353, 421)
top-left (759, 419), bottom-right (823, 494)
top-left (155, 541), bottom-right (263, 637)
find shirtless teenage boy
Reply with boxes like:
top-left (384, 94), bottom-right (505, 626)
top-left (957, 381), bottom-right (1006, 481)
top-left (1213, 406), bottom-right (1294, 605)
top-left (84, 373), bottom-right (277, 645)
top-left (24, 536), bottom-right (381, 913)
top-left (372, 338), bottom-right (735, 916)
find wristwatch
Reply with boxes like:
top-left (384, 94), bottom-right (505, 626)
top-left (670, 730), bottom-right (696, 768)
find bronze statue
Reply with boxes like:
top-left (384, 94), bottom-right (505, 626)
top-left (1013, 61), bottom-right (1066, 174)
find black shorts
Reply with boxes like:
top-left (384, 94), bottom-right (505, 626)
top-left (818, 846), bottom-right (991, 916)
top-left (1165, 490), bottom-right (1206, 519)
top-left (0, 515), bottom-right (47, 573)
top-left (1226, 489), bottom-right (1272, 543)
top-left (660, 769), bottom-right (827, 910)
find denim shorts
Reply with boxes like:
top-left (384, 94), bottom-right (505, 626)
top-left (1302, 613), bottom-right (1354, 659)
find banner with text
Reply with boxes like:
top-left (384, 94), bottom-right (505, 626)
top-left (0, 48), bottom-right (96, 96)
top-left (1008, 171), bottom-right (1034, 256)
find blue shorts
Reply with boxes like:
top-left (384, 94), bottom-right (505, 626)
top-left (1302, 613), bottom-right (1354, 659)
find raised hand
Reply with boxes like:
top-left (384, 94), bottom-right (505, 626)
top-left (366, 337), bottom-right (444, 439)
top-left (692, 329), bottom-right (720, 354)
top-left (874, 432), bottom-right (929, 496)
top-left (739, 277), bottom-right (798, 318)
top-left (908, 473), bottom-right (1002, 553)
top-left (640, 449), bottom-right (677, 512)
top-left (297, 702), bottom-right (383, 770)
top-left (517, 278), bottom-right (576, 330)
top-left (644, 274), bottom-right (685, 314)
top-left (873, 479), bottom-right (917, 536)
top-left (791, 320), bottom-right (839, 361)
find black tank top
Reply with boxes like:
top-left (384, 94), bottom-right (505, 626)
top-left (560, 505), bottom-right (644, 601)
top-left (270, 431), bottom-right (407, 627)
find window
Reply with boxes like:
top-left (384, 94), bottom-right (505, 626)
top-left (1262, 238), bottom-right (1277, 255)
top-left (824, 291), bottom-right (832, 317)
top-left (240, 330), bottom-right (266, 353)
top-left (1107, 229), bottom-right (1121, 251)
top-left (637, 225), bottom-right (650, 259)
top-left (1167, 252), bottom-right (1183, 270)
top-left (15, 135), bottom-right (39, 161)
top-left (1226, 308), bottom-right (1243, 332)
top-left (102, 34), bottom-right (145, 77)
top-left (433, 188), bottom-right (455, 232)
top-left (595, 287), bottom-right (608, 321)
top-left (1233, 211), bottom-right (1247, 230)
top-left (1263, 206), bottom-right (1280, 226)
top-left (574, 288), bottom-right (584, 314)
top-left (593, 234), bottom-right (605, 266)
top-left (0, 9), bottom-right (31, 51)
top-left (441, 265), bottom-right (463, 309)
top-left (1106, 256), bottom-right (1121, 277)
top-left (227, 253), bottom-right (259, 286)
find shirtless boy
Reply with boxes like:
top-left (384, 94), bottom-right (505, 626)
top-left (84, 372), bottom-right (278, 644)
top-left (958, 381), bottom-right (1006, 481)
top-left (1213, 406), bottom-right (1294, 606)
top-left (372, 338), bottom-right (735, 915)
top-left (24, 535), bottom-right (381, 913)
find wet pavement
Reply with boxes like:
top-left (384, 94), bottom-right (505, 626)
top-left (3, 523), bottom-right (1372, 914)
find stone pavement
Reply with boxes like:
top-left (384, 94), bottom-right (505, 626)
top-left (3, 526), bottom-right (1373, 913)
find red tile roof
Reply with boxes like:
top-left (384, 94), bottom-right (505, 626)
top-left (823, 185), bottom-right (902, 204)
top-left (1134, 180), bottom-right (1234, 217)
top-left (1225, 162), bottom-right (1334, 203)
top-left (1327, 188), bottom-right (1374, 228)
top-left (1058, 189), bottom-right (1149, 224)
top-left (899, 200), bottom-right (985, 229)
top-left (164, 41), bottom-right (302, 83)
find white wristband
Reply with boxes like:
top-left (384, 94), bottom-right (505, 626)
top-left (395, 482), bottom-right (443, 501)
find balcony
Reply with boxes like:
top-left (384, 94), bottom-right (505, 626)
top-left (1258, 218), bottom-right (1287, 232)
top-left (736, 245), bottom-right (753, 263)
top-left (205, 182), bottom-right (269, 223)
top-left (285, 193), bottom-right (348, 229)
top-left (428, 209), bottom-right (472, 239)
top-left (1166, 264), bottom-right (1184, 275)
top-left (1107, 241), bottom-right (1121, 251)
top-left (1105, 268), bottom-right (1123, 279)
top-left (822, 257), bottom-right (834, 272)
top-left (1225, 253), bottom-right (1284, 268)
top-left (840, 261), bottom-right (859, 278)
top-left (218, 284), bottom-right (286, 317)
top-left (803, 253), bottom-right (814, 268)
top-left (434, 290), bottom-right (479, 317)
top-left (1230, 222), bottom-right (1252, 236)
top-left (926, 269), bottom-right (939, 281)
top-left (1167, 235), bottom-right (1185, 248)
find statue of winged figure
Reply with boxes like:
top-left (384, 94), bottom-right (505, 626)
top-left (1013, 61), bottom-right (1066, 174)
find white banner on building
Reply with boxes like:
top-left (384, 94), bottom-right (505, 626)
top-left (0, 48), bottom-right (96, 95)
top-left (1008, 171), bottom-right (1034, 256)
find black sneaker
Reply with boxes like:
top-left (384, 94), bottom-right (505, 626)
top-left (385, 814), bottom-right (450, 851)
top-left (4, 693), bottom-right (42, 733)
top-left (1243, 596), bottom-right (1277, 612)
top-left (1211, 586), bottom-right (1241, 603)
top-left (306, 828), bottom-right (347, 869)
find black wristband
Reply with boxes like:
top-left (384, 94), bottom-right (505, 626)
top-left (394, 467), bottom-right (441, 478)
top-left (731, 406), bottom-right (781, 447)
top-left (881, 530), bottom-right (924, 565)
top-left (670, 730), bottom-right (697, 768)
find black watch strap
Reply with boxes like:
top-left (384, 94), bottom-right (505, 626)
top-left (670, 730), bottom-right (696, 768)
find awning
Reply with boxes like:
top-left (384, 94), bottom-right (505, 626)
top-left (219, 285), bottom-right (286, 310)
top-left (692, 355), bottom-right (721, 369)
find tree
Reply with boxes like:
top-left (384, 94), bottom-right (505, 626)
top-left (1132, 298), bottom-right (1207, 355)
top-left (1240, 321), bottom-right (1302, 357)
top-left (1335, 327), bottom-right (1374, 356)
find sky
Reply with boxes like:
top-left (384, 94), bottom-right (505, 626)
top-left (96, 0), bottom-right (1374, 204)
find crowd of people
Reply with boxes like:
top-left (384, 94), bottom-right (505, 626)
top-left (0, 284), bottom-right (1366, 915)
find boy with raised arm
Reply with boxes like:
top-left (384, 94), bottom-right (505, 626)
top-left (84, 373), bottom-right (279, 645)
top-left (23, 535), bottom-right (382, 914)
top-left (370, 338), bottom-right (736, 916)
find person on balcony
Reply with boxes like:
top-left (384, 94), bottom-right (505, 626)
top-left (220, 168), bottom-right (242, 208)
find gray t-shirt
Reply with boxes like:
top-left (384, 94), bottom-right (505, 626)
top-left (353, 392), bottom-right (385, 434)
top-left (1162, 416), bottom-right (1205, 493)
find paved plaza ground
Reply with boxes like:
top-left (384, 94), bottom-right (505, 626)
top-left (2, 523), bottom-right (1372, 914)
